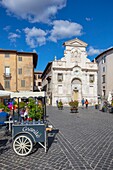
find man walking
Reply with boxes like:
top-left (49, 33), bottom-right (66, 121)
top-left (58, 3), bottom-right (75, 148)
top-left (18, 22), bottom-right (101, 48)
top-left (81, 98), bottom-right (85, 109)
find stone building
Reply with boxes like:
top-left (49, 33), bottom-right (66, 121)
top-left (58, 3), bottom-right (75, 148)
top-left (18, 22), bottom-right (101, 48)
top-left (42, 38), bottom-right (98, 106)
top-left (0, 49), bottom-right (38, 92)
top-left (34, 71), bottom-right (43, 91)
top-left (95, 47), bottom-right (113, 100)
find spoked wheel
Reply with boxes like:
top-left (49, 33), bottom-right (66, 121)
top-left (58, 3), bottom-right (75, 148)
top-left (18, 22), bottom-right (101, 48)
top-left (13, 135), bottom-right (33, 156)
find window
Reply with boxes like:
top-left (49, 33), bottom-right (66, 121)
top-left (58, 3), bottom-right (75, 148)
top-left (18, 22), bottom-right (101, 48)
top-left (21, 80), bottom-right (25, 87)
top-left (5, 80), bottom-right (10, 89)
top-left (102, 55), bottom-right (106, 64)
top-left (89, 86), bottom-right (94, 95)
top-left (57, 73), bottom-right (63, 82)
top-left (58, 85), bottom-right (63, 94)
top-left (18, 68), bottom-right (22, 74)
top-left (18, 57), bottom-right (22, 61)
top-left (38, 82), bottom-right (42, 86)
top-left (103, 90), bottom-right (106, 97)
top-left (5, 53), bottom-right (10, 58)
top-left (102, 75), bottom-right (105, 83)
top-left (103, 67), bottom-right (105, 72)
top-left (5, 66), bottom-right (10, 76)
top-left (89, 74), bottom-right (94, 83)
top-left (38, 74), bottom-right (41, 79)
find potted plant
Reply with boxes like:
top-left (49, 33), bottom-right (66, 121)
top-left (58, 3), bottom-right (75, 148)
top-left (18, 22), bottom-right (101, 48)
top-left (27, 98), bottom-right (43, 121)
top-left (95, 104), bottom-right (99, 109)
top-left (109, 98), bottom-right (113, 113)
top-left (102, 105), bottom-right (107, 112)
top-left (69, 100), bottom-right (79, 113)
top-left (102, 100), bottom-right (108, 112)
top-left (58, 100), bottom-right (63, 110)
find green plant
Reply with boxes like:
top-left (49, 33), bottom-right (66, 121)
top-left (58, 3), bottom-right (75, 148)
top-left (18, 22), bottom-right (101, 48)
top-left (28, 98), bottom-right (43, 120)
top-left (19, 101), bottom-right (25, 109)
top-left (58, 101), bottom-right (63, 107)
top-left (0, 103), bottom-right (10, 112)
top-left (69, 100), bottom-right (79, 108)
top-left (111, 98), bottom-right (113, 107)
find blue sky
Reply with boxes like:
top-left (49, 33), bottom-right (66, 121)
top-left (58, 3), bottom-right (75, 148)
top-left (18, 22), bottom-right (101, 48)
top-left (0, 0), bottom-right (113, 71)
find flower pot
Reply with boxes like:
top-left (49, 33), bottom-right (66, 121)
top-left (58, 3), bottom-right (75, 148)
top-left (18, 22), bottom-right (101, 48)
top-left (102, 107), bottom-right (107, 112)
top-left (70, 107), bottom-right (78, 113)
top-left (95, 105), bottom-right (99, 109)
top-left (109, 107), bottom-right (113, 113)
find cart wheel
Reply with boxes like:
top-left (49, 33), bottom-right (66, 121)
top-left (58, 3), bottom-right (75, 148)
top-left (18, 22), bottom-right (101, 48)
top-left (13, 135), bottom-right (33, 156)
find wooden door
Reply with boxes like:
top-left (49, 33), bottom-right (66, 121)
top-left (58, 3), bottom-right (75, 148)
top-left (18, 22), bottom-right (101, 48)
top-left (73, 90), bottom-right (78, 100)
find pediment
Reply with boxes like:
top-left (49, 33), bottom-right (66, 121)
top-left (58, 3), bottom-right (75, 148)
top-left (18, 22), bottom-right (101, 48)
top-left (63, 38), bottom-right (88, 47)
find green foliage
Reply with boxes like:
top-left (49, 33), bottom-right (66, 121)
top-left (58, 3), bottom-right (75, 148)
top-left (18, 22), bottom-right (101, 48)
top-left (0, 103), bottom-right (10, 112)
top-left (69, 100), bottom-right (79, 108)
top-left (58, 101), bottom-right (63, 107)
top-left (111, 99), bottom-right (113, 107)
top-left (19, 101), bottom-right (25, 109)
top-left (28, 98), bottom-right (43, 120)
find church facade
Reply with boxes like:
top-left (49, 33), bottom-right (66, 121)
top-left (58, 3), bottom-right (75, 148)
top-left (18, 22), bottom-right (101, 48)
top-left (42, 38), bottom-right (98, 106)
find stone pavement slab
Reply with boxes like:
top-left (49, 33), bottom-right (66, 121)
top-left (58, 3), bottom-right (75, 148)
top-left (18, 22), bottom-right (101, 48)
top-left (1, 106), bottom-right (113, 169)
top-left (0, 125), bottom-right (74, 170)
top-left (47, 106), bottom-right (113, 170)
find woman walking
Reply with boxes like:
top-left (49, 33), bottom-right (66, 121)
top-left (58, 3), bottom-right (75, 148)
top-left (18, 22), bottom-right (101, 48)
top-left (85, 99), bottom-right (89, 109)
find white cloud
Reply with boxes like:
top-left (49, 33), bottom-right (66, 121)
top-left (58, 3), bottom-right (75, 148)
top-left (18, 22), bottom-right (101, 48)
top-left (0, 0), bottom-right (67, 23)
top-left (87, 46), bottom-right (104, 56)
top-left (33, 49), bottom-right (37, 53)
top-left (85, 17), bottom-right (93, 22)
top-left (16, 29), bottom-right (21, 33)
top-left (49, 20), bottom-right (83, 42)
top-left (24, 27), bottom-right (47, 48)
top-left (8, 32), bottom-right (20, 42)
top-left (3, 25), bottom-right (11, 31)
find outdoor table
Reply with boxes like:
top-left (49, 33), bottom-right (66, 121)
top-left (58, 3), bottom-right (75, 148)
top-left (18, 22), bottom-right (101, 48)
top-left (4, 118), bottom-right (17, 131)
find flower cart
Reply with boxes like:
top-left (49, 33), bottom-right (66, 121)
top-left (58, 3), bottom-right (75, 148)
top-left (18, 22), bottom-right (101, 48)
top-left (69, 100), bottom-right (79, 113)
top-left (12, 122), bottom-right (48, 156)
top-left (10, 92), bottom-right (52, 156)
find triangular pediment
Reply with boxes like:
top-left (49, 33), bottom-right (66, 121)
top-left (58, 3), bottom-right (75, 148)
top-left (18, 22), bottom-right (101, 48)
top-left (63, 38), bottom-right (88, 47)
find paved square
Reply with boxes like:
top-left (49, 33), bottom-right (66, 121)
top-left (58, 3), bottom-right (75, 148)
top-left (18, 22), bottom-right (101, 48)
top-left (1, 106), bottom-right (113, 169)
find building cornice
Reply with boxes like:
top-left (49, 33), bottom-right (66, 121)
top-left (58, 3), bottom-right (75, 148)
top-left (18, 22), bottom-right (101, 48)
top-left (95, 47), bottom-right (113, 60)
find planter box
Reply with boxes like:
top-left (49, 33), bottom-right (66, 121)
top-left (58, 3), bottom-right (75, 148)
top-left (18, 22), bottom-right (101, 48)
top-left (70, 107), bottom-right (78, 113)
top-left (58, 106), bottom-right (63, 110)
top-left (109, 107), bottom-right (113, 113)
top-left (102, 107), bottom-right (107, 112)
top-left (95, 105), bottom-right (99, 109)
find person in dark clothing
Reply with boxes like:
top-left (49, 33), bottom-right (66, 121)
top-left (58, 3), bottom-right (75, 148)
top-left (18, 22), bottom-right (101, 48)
top-left (0, 109), bottom-right (9, 125)
top-left (81, 98), bottom-right (85, 109)
top-left (56, 100), bottom-right (58, 107)
top-left (85, 99), bottom-right (89, 108)
top-left (0, 109), bottom-right (9, 132)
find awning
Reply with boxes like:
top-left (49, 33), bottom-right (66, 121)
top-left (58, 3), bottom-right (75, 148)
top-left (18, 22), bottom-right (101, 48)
top-left (0, 90), bottom-right (12, 97)
top-left (11, 91), bottom-right (46, 98)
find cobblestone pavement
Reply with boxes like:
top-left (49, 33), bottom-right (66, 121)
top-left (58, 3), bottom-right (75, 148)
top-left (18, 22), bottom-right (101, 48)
top-left (1, 106), bottom-right (113, 169)
top-left (47, 106), bottom-right (113, 170)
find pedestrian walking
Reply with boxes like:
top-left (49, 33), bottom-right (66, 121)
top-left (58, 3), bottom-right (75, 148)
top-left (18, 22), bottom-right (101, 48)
top-left (85, 99), bottom-right (89, 108)
top-left (56, 100), bottom-right (58, 107)
top-left (81, 98), bottom-right (85, 109)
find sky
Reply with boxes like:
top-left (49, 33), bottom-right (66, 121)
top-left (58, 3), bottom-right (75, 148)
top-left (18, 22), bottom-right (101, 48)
top-left (0, 0), bottom-right (113, 71)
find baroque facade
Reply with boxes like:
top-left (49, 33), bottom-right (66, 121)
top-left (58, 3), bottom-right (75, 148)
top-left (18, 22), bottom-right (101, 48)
top-left (0, 49), bottom-right (38, 92)
top-left (42, 38), bottom-right (98, 106)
